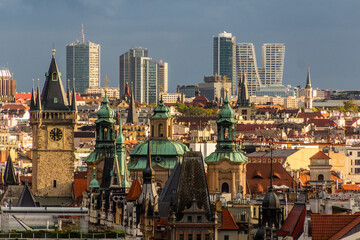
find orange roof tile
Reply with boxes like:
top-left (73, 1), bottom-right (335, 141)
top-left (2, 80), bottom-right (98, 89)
top-left (2, 104), bottom-right (29, 110)
top-left (73, 179), bottom-right (88, 200)
top-left (341, 184), bottom-right (360, 191)
top-left (329, 214), bottom-right (360, 240)
top-left (310, 151), bottom-right (331, 160)
top-left (311, 213), bottom-right (360, 240)
top-left (277, 203), bottom-right (306, 238)
top-left (221, 208), bottom-right (239, 230)
top-left (126, 179), bottom-right (142, 201)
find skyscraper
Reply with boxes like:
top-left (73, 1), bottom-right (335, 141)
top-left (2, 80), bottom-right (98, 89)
top-left (119, 47), bottom-right (167, 104)
top-left (66, 25), bottom-right (100, 93)
top-left (236, 43), bottom-right (262, 96)
top-left (261, 43), bottom-right (285, 86)
top-left (213, 32), bottom-right (237, 95)
top-left (157, 60), bottom-right (168, 94)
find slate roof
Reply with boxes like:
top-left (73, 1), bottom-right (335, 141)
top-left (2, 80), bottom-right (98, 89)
top-left (246, 149), bottom-right (299, 159)
top-left (220, 208), bottom-right (239, 230)
top-left (17, 184), bottom-right (37, 207)
top-left (125, 179), bottom-right (142, 201)
top-left (311, 213), bottom-right (360, 240)
top-left (41, 53), bottom-right (70, 111)
top-left (174, 151), bottom-right (212, 221)
top-left (4, 154), bottom-right (17, 186)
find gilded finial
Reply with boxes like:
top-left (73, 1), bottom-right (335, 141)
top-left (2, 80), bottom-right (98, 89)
top-left (104, 75), bottom-right (109, 94)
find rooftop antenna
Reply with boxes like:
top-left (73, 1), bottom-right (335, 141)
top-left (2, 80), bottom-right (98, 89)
top-left (81, 24), bottom-right (85, 43)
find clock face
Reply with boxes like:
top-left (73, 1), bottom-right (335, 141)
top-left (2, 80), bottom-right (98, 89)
top-left (49, 128), bottom-right (63, 141)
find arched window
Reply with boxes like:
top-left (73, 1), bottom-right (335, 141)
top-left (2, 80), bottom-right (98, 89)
top-left (159, 124), bottom-right (164, 137)
top-left (318, 174), bottom-right (324, 181)
top-left (224, 127), bottom-right (229, 140)
top-left (221, 182), bottom-right (229, 193)
top-left (52, 72), bottom-right (58, 81)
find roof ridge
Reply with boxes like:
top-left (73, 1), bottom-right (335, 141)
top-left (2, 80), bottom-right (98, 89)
top-left (328, 214), bottom-right (360, 240)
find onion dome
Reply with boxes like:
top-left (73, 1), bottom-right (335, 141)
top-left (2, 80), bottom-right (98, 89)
top-left (262, 190), bottom-right (280, 209)
top-left (218, 92), bottom-right (235, 119)
top-left (152, 96), bottom-right (173, 119)
top-left (97, 92), bottom-right (115, 119)
top-left (89, 170), bottom-right (100, 189)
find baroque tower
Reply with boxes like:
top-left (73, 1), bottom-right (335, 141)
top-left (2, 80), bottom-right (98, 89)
top-left (205, 92), bottom-right (247, 198)
top-left (30, 50), bottom-right (77, 197)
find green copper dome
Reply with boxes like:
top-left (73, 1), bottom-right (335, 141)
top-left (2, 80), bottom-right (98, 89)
top-left (218, 93), bottom-right (236, 120)
top-left (97, 93), bottom-right (115, 120)
top-left (89, 172), bottom-right (100, 189)
top-left (152, 96), bottom-right (173, 119)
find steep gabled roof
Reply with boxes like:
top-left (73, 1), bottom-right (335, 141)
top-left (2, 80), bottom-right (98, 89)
top-left (277, 203), bottom-right (306, 239)
top-left (220, 208), bottom-right (239, 230)
top-left (4, 154), bottom-right (17, 186)
top-left (125, 179), bottom-right (142, 201)
top-left (41, 52), bottom-right (69, 111)
top-left (17, 184), bottom-right (37, 207)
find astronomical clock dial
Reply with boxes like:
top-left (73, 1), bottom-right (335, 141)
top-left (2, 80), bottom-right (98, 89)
top-left (49, 128), bottom-right (63, 141)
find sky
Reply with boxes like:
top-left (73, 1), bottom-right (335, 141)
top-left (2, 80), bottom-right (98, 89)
top-left (0, 0), bottom-right (360, 93)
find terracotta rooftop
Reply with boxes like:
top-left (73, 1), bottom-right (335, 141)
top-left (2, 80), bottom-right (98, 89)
top-left (220, 208), bottom-right (239, 230)
top-left (246, 163), bottom-right (296, 194)
top-left (311, 213), bottom-right (360, 240)
top-left (73, 178), bottom-right (87, 200)
top-left (1, 104), bottom-right (29, 110)
top-left (307, 118), bottom-right (337, 128)
top-left (310, 151), bottom-right (331, 160)
top-left (298, 111), bottom-right (329, 119)
top-left (277, 203), bottom-right (306, 239)
top-left (125, 179), bottom-right (142, 201)
top-left (341, 184), bottom-right (360, 191)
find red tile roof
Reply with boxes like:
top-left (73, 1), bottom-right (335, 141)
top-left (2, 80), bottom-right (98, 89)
top-left (246, 163), bottom-right (296, 194)
top-left (298, 112), bottom-right (328, 119)
top-left (307, 118), bottom-right (337, 128)
top-left (310, 151), bottom-right (331, 160)
top-left (311, 213), bottom-right (360, 240)
top-left (125, 179), bottom-right (142, 201)
top-left (220, 208), bottom-right (239, 230)
top-left (2, 104), bottom-right (29, 110)
top-left (341, 184), bottom-right (360, 191)
top-left (73, 179), bottom-right (88, 200)
top-left (277, 203), bottom-right (306, 239)
top-left (15, 93), bottom-right (33, 100)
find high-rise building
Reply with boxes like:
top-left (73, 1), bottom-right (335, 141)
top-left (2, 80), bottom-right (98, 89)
top-left (157, 60), bottom-right (168, 94)
top-left (261, 43), bottom-right (285, 86)
top-left (66, 25), bottom-right (100, 93)
top-left (213, 32), bottom-right (237, 96)
top-left (119, 48), bottom-right (166, 104)
top-left (236, 43), bottom-right (262, 96)
top-left (0, 69), bottom-right (16, 102)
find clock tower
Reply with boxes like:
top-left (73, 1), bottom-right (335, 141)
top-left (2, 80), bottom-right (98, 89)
top-left (30, 50), bottom-right (77, 197)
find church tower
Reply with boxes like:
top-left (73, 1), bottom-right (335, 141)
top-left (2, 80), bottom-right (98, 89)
top-left (150, 96), bottom-right (173, 139)
top-left (236, 71), bottom-right (252, 120)
top-left (304, 67), bottom-right (313, 111)
top-left (205, 92), bottom-right (247, 198)
top-left (30, 50), bottom-right (77, 197)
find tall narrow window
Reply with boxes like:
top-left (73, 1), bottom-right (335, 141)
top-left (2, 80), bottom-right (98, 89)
top-left (53, 180), bottom-right (57, 188)
top-left (159, 124), bottom-right (164, 137)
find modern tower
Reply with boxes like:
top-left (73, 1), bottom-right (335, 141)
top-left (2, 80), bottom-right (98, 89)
top-left (157, 60), bottom-right (168, 94)
top-left (261, 43), bottom-right (285, 86)
top-left (236, 43), bottom-right (262, 96)
top-left (213, 32), bottom-right (237, 95)
top-left (119, 48), bottom-right (166, 104)
top-left (66, 25), bottom-right (100, 93)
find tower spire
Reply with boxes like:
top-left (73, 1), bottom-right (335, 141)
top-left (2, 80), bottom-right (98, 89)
top-left (306, 66), bottom-right (311, 89)
top-left (143, 141), bottom-right (154, 183)
top-left (30, 79), bottom-right (35, 111)
top-left (35, 78), bottom-right (42, 111)
top-left (81, 24), bottom-right (85, 43)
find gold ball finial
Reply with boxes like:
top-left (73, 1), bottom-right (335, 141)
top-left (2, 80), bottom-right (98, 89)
top-left (225, 88), bottom-right (229, 93)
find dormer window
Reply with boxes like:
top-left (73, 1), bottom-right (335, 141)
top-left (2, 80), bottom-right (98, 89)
top-left (52, 72), bottom-right (58, 81)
